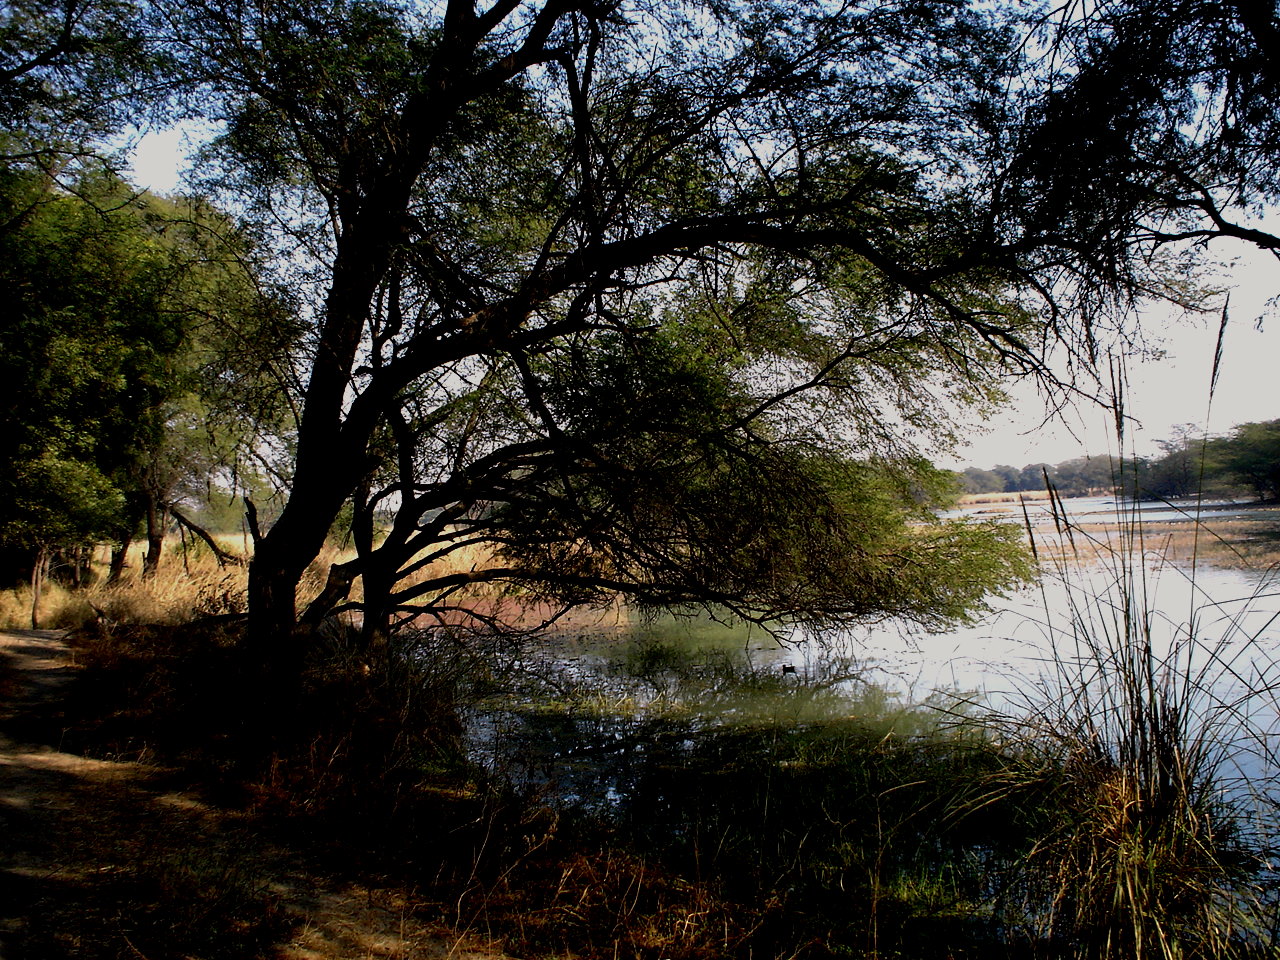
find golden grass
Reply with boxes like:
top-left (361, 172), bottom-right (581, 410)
top-left (0, 532), bottom-right (524, 631)
top-left (959, 490), bottom-right (1053, 506)
top-left (0, 536), bottom-right (250, 631)
top-left (1041, 517), bottom-right (1280, 571)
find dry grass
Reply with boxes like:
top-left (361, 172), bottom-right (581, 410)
top-left (463, 848), bottom-right (742, 960)
top-left (5, 526), bottom-right (497, 615)
top-left (0, 537), bottom-right (251, 631)
top-left (0, 531), bottom-right (555, 633)
top-left (959, 490), bottom-right (1053, 506)
top-left (1040, 515), bottom-right (1280, 571)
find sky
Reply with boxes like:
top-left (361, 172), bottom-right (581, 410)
top-left (948, 242), bottom-right (1278, 469)
top-left (128, 129), bottom-right (1279, 471)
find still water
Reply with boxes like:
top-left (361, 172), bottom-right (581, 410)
top-left (945, 494), bottom-right (1276, 525)
top-left (467, 551), bottom-right (1280, 805)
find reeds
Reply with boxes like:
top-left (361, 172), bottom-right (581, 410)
top-left (984, 491), bottom-right (1280, 959)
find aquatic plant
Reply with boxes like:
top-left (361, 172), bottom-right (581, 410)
top-left (983, 491), bottom-right (1280, 959)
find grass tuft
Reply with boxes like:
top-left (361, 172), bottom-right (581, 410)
top-left (982, 493), bottom-right (1280, 959)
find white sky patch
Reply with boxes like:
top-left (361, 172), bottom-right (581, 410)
top-left (946, 236), bottom-right (1280, 469)
top-left (124, 120), bottom-right (220, 195)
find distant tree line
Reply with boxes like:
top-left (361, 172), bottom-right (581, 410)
top-left (958, 421), bottom-right (1280, 501)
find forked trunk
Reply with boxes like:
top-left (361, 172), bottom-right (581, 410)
top-left (245, 471), bottom-right (355, 652)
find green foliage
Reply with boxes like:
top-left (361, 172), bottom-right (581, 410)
top-left (0, 0), bottom-right (158, 163)
top-left (1211, 421), bottom-right (1280, 501)
top-left (0, 164), bottom-right (295, 574)
top-left (490, 325), bottom-right (1032, 628)
top-left (0, 453), bottom-right (124, 550)
top-left (1129, 421), bottom-right (1280, 502)
top-left (0, 167), bottom-right (176, 553)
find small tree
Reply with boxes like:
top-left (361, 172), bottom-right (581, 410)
top-left (0, 454), bottom-right (123, 626)
top-left (1214, 420), bottom-right (1280, 501)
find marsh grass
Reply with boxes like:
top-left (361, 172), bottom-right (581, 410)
top-left (1069, 516), bottom-right (1280, 570)
top-left (980, 492), bottom-right (1280, 959)
top-left (451, 486), bottom-right (1280, 958)
top-left (456, 703), bottom-right (1029, 960)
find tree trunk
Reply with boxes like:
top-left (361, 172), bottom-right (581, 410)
top-left (359, 556), bottom-right (394, 652)
top-left (30, 546), bottom-right (48, 630)
top-left (246, 549), bottom-right (302, 649)
top-left (143, 494), bottom-right (168, 579)
top-left (245, 470), bottom-right (354, 650)
top-left (69, 545), bottom-right (83, 588)
top-left (108, 537), bottom-right (130, 583)
top-left (243, 167), bottom-right (418, 651)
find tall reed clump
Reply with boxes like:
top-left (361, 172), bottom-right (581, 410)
top-left (988, 490), bottom-right (1280, 959)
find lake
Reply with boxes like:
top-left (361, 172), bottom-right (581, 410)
top-left (468, 509), bottom-right (1280, 806)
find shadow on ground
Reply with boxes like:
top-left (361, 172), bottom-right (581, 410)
top-left (0, 630), bottom-right (502, 960)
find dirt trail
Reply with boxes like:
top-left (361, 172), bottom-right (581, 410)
top-left (0, 629), bottom-right (504, 960)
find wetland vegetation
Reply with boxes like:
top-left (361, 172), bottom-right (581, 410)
top-left (5, 503), bottom-right (1277, 958)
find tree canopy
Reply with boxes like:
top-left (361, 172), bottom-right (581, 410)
top-left (0, 162), bottom-right (295, 595)
top-left (156, 0), bottom-right (1064, 644)
top-left (2, 0), bottom-right (1276, 652)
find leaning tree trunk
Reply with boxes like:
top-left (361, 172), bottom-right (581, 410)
top-left (29, 545), bottom-right (49, 630)
top-left (245, 199), bottom-right (411, 648)
top-left (244, 469), bottom-right (358, 745)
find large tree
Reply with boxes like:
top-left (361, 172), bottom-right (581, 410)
top-left (147, 0), bottom-right (1073, 650)
top-left (15, 0), bottom-right (1273, 653)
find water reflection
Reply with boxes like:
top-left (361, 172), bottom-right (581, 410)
top-left (466, 556), bottom-right (1280, 807)
top-left (944, 494), bottom-right (1280, 525)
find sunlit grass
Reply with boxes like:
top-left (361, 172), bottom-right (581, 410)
top-left (1, 537), bottom-right (251, 630)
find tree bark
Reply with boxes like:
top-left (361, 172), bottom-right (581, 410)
top-left (108, 538), bottom-right (129, 584)
top-left (30, 546), bottom-right (48, 630)
top-left (143, 494), bottom-right (167, 579)
top-left (246, 466), bottom-right (358, 649)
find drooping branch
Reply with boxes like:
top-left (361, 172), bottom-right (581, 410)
top-left (169, 505), bottom-right (244, 567)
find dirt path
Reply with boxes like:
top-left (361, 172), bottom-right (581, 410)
top-left (0, 630), bottom-right (504, 960)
